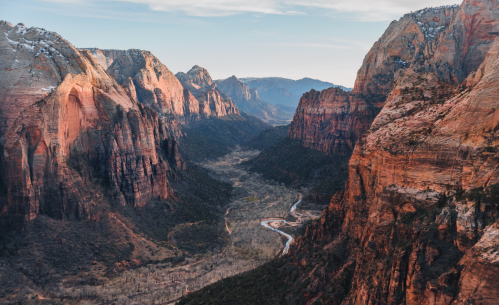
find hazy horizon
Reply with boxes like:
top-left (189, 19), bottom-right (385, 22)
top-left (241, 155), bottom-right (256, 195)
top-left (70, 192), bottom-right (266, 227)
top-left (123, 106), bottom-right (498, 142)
top-left (2, 0), bottom-right (460, 87)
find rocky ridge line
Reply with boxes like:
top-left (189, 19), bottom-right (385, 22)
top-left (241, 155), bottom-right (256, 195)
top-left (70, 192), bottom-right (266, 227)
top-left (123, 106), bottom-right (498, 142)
top-left (216, 75), bottom-right (294, 125)
top-left (175, 65), bottom-right (240, 118)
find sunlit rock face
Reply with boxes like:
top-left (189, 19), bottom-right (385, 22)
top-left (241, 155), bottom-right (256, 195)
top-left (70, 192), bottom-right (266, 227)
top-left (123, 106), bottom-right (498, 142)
top-left (84, 48), bottom-right (203, 121)
top-left (287, 2), bottom-right (499, 304)
top-left (176, 65), bottom-right (239, 118)
top-left (0, 21), bottom-right (182, 231)
top-left (290, 1), bottom-right (499, 155)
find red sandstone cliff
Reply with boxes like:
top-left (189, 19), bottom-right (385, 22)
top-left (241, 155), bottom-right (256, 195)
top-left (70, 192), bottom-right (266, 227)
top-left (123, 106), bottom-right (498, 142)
top-left (286, 2), bottom-right (499, 304)
top-left (290, 1), bottom-right (499, 155)
top-left (289, 88), bottom-right (378, 155)
top-left (0, 21), bottom-right (181, 230)
top-left (175, 65), bottom-right (239, 118)
top-left (84, 48), bottom-right (201, 121)
top-left (353, 1), bottom-right (499, 97)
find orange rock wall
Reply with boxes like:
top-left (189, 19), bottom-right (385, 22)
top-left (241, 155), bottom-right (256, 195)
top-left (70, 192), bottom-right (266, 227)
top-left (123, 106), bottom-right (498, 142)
top-left (288, 2), bottom-right (499, 303)
top-left (86, 48), bottom-right (203, 120)
top-left (290, 1), bottom-right (499, 155)
top-left (0, 22), bottom-right (182, 231)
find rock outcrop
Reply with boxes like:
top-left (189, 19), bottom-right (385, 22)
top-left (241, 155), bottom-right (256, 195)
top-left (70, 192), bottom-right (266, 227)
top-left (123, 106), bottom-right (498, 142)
top-left (0, 21), bottom-right (182, 231)
top-left (287, 2), bottom-right (499, 303)
top-left (216, 76), bottom-right (294, 125)
top-left (290, 1), bottom-right (499, 155)
top-left (289, 88), bottom-right (380, 155)
top-left (84, 48), bottom-right (201, 122)
top-left (175, 65), bottom-right (239, 118)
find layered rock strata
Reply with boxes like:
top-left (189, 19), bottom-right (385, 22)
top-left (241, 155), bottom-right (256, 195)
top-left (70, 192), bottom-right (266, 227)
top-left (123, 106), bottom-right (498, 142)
top-left (288, 3), bottom-right (499, 303)
top-left (84, 48), bottom-right (201, 121)
top-left (289, 88), bottom-right (380, 155)
top-left (175, 65), bottom-right (239, 118)
top-left (0, 21), bottom-right (181, 230)
top-left (290, 1), bottom-right (499, 155)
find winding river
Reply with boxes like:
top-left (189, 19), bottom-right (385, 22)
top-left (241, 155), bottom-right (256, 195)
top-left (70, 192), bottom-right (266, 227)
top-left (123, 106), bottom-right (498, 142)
top-left (260, 198), bottom-right (302, 255)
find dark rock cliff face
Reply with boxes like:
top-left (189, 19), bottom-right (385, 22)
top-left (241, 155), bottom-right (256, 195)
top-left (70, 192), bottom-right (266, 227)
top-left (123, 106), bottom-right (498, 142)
top-left (289, 88), bottom-right (379, 156)
top-left (0, 21), bottom-right (182, 231)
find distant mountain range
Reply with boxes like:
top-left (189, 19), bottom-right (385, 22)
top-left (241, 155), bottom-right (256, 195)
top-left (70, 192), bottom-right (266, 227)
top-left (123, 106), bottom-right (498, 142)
top-left (215, 76), bottom-right (295, 125)
top-left (239, 77), bottom-right (352, 108)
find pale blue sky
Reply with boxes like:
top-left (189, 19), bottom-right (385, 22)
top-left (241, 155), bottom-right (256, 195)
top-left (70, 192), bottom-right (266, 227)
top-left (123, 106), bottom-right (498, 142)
top-left (1, 0), bottom-right (460, 87)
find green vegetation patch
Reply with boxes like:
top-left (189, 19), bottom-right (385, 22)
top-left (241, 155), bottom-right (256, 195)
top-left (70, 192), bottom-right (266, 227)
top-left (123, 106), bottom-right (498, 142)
top-left (122, 162), bottom-right (233, 252)
top-left (179, 113), bottom-right (269, 161)
top-left (245, 195), bottom-right (259, 202)
top-left (244, 125), bottom-right (289, 151)
top-left (244, 137), bottom-right (350, 203)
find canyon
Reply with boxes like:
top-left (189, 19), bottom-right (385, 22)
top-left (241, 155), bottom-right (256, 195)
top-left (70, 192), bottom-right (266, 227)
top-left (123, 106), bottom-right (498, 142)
top-left (181, 1), bottom-right (499, 304)
top-left (0, 19), bottom-right (312, 304)
top-left (3, 0), bottom-right (499, 304)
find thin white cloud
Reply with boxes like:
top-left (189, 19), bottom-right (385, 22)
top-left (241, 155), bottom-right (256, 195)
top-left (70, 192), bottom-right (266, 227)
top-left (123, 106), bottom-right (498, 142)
top-left (293, 0), bottom-right (460, 21)
top-left (112, 0), bottom-right (305, 17)
top-left (41, 0), bottom-right (461, 20)
top-left (117, 0), bottom-right (460, 20)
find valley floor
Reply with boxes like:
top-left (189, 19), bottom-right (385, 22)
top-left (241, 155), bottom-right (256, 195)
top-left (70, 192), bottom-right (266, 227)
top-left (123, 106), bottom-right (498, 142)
top-left (30, 150), bottom-right (319, 304)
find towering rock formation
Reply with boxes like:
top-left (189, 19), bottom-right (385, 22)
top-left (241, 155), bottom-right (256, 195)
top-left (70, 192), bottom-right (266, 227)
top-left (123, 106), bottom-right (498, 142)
top-left (353, 2), bottom-right (499, 97)
top-left (0, 21), bottom-right (181, 231)
top-left (289, 88), bottom-right (378, 155)
top-left (216, 76), bottom-right (294, 124)
top-left (84, 48), bottom-right (200, 121)
top-left (175, 65), bottom-right (239, 118)
top-left (290, 2), bottom-right (499, 155)
top-left (297, 34), bottom-right (499, 305)
top-left (290, 1), bottom-right (499, 303)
